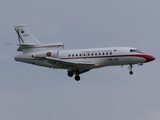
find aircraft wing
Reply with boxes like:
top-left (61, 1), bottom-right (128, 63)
top-left (34, 56), bottom-right (99, 74)
top-left (45, 57), bottom-right (95, 68)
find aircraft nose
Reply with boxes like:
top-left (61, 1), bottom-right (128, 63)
top-left (144, 54), bottom-right (155, 62)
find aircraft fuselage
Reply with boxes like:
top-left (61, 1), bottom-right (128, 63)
top-left (15, 47), bottom-right (154, 70)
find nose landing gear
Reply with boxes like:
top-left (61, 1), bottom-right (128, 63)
top-left (128, 64), bottom-right (133, 75)
top-left (129, 70), bottom-right (133, 75)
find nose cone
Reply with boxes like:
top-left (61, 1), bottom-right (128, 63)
top-left (145, 55), bottom-right (155, 62)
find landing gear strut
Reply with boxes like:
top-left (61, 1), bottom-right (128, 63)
top-left (128, 64), bottom-right (133, 75)
top-left (74, 70), bottom-right (80, 81)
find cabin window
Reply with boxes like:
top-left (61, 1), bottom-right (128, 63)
top-left (106, 52), bottom-right (108, 55)
top-left (102, 53), bottom-right (105, 55)
top-left (95, 53), bottom-right (97, 56)
top-left (76, 54), bottom-right (78, 57)
top-left (91, 53), bottom-right (94, 56)
top-left (110, 52), bottom-right (112, 55)
top-left (72, 54), bottom-right (74, 57)
top-left (99, 53), bottom-right (101, 55)
top-left (79, 54), bottom-right (81, 56)
top-left (68, 54), bottom-right (71, 57)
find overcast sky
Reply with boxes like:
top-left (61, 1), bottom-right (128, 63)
top-left (0, 0), bottom-right (159, 120)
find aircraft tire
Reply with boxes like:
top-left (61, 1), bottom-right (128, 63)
top-left (75, 75), bottom-right (80, 81)
top-left (68, 71), bottom-right (73, 77)
top-left (129, 71), bottom-right (133, 75)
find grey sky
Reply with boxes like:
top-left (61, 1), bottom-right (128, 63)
top-left (0, 0), bottom-right (159, 120)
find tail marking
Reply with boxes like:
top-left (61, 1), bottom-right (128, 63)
top-left (15, 28), bottom-right (24, 43)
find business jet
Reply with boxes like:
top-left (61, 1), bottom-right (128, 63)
top-left (13, 25), bottom-right (155, 81)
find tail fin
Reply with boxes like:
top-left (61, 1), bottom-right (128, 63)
top-left (14, 24), bottom-right (41, 45)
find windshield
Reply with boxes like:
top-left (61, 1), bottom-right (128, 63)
top-left (130, 49), bottom-right (142, 53)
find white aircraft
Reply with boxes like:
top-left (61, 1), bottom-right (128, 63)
top-left (13, 25), bottom-right (155, 81)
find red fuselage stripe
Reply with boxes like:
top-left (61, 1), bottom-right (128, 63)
top-left (60, 54), bottom-right (148, 60)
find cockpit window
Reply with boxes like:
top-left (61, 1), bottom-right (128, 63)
top-left (130, 49), bottom-right (134, 52)
top-left (130, 49), bottom-right (142, 53)
top-left (133, 49), bottom-right (137, 52)
top-left (136, 49), bottom-right (141, 53)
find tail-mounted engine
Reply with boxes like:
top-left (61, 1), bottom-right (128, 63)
top-left (32, 50), bottom-right (59, 58)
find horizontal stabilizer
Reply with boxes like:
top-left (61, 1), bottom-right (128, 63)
top-left (5, 42), bottom-right (37, 51)
top-left (5, 43), bottom-right (36, 46)
top-left (17, 43), bottom-right (37, 46)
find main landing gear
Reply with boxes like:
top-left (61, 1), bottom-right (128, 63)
top-left (67, 70), bottom-right (80, 81)
top-left (75, 75), bottom-right (80, 81)
top-left (68, 71), bottom-right (73, 77)
top-left (128, 64), bottom-right (133, 75)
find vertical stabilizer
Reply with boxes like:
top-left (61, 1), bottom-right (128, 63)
top-left (14, 24), bottom-right (41, 45)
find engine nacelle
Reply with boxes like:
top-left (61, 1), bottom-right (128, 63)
top-left (32, 50), bottom-right (59, 58)
top-left (46, 50), bottom-right (59, 58)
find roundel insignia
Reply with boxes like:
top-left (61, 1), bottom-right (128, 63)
top-left (46, 52), bottom-right (51, 57)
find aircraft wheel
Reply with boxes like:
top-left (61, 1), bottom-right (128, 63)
top-left (129, 71), bottom-right (133, 75)
top-left (68, 71), bottom-right (73, 77)
top-left (75, 75), bottom-right (80, 81)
